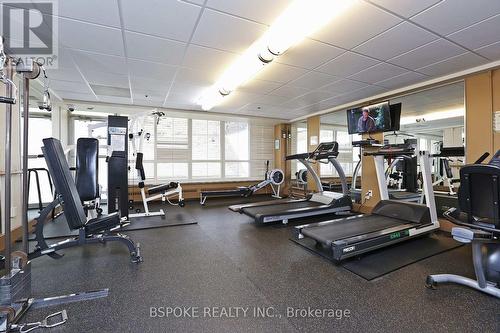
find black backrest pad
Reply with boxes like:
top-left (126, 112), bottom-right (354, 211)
top-left (75, 138), bottom-right (99, 201)
top-left (458, 163), bottom-right (500, 226)
top-left (42, 138), bottom-right (87, 229)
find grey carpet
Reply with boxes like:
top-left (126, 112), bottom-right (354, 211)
top-left (18, 195), bottom-right (499, 332)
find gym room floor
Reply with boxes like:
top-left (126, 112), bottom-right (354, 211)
top-left (25, 197), bottom-right (499, 333)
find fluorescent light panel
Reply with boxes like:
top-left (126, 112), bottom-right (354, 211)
top-left (400, 108), bottom-right (464, 125)
top-left (197, 0), bottom-right (358, 111)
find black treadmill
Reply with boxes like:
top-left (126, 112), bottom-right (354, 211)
top-left (293, 145), bottom-right (440, 261)
top-left (233, 142), bottom-right (352, 224)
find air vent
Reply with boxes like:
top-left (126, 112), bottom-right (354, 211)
top-left (90, 84), bottom-right (131, 98)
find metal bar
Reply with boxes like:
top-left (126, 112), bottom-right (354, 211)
top-left (31, 289), bottom-right (109, 310)
top-left (3, 61), bottom-right (14, 273)
top-left (419, 151), bottom-right (439, 224)
top-left (21, 76), bottom-right (29, 254)
top-left (374, 155), bottom-right (389, 200)
top-left (298, 158), bottom-right (323, 194)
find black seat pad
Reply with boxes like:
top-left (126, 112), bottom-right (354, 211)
top-left (148, 182), bottom-right (178, 195)
top-left (85, 213), bottom-right (121, 234)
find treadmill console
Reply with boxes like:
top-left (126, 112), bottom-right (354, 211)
top-left (365, 142), bottom-right (415, 156)
top-left (310, 142), bottom-right (339, 160)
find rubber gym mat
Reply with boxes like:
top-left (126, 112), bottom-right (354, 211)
top-left (28, 207), bottom-right (197, 240)
top-left (291, 232), bottom-right (463, 281)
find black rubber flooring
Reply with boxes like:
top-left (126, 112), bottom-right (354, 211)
top-left (19, 196), bottom-right (500, 332)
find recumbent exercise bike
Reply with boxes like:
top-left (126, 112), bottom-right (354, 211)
top-left (426, 150), bottom-right (500, 298)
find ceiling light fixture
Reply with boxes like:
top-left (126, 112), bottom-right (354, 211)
top-left (400, 108), bottom-right (465, 125)
top-left (197, 0), bottom-right (358, 111)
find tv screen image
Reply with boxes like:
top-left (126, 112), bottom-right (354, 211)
top-left (346, 101), bottom-right (392, 134)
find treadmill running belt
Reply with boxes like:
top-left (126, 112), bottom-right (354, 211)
top-left (241, 200), bottom-right (324, 216)
top-left (301, 215), bottom-right (406, 246)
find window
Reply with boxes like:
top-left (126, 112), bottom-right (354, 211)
top-left (319, 127), bottom-right (357, 177)
top-left (26, 116), bottom-right (53, 205)
top-left (225, 122), bottom-right (249, 178)
top-left (192, 120), bottom-right (221, 178)
top-left (70, 113), bottom-right (275, 184)
top-left (155, 117), bottom-right (189, 181)
top-left (249, 125), bottom-right (274, 178)
top-left (72, 118), bottom-right (109, 199)
top-left (291, 123), bottom-right (308, 179)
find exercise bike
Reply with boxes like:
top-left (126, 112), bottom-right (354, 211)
top-left (200, 161), bottom-right (284, 205)
top-left (426, 150), bottom-right (500, 298)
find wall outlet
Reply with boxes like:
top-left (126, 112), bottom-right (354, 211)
top-left (10, 206), bottom-right (16, 218)
top-left (365, 190), bottom-right (373, 200)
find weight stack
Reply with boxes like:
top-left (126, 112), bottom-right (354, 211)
top-left (0, 262), bottom-right (31, 306)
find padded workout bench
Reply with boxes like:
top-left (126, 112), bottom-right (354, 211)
top-left (29, 138), bottom-right (142, 263)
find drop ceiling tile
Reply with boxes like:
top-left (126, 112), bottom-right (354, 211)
top-left (60, 91), bottom-right (98, 102)
top-left (388, 39), bottom-right (466, 70)
top-left (83, 70), bottom-right (130, 88)
top-left (33, 0), bottom-right (121, 27)
top-left (45, 67), bottom-right (84, 82)
top-left (71, 50), bottom-right (127, 75)
top-left (182, 45), bottom-right (239, 75)
top-left (475, 41), bottom-right (500, 61)
top-left (353, 22), bottom-right (438, 60)
top-left (121, 0), bottom-right (201, 41)
top-left (175, 67), bottom-right (218, 85)
top-left (257, 94), bottom-right (289, 106)
top-left (219, 91), bottom-right (262, 108)
top-left (165, 92), bottom-right (199, 104)
top-left (367, 0), bottom-right (441, 18)
top-left (169, 82), bottom-right (208, 98)
top-left (59, 18), bottom-right (124, 56)
top-left (131, 76), bottom-right (172, 92)
top-left (98, 96), bottom-right (133, 104)
top-left (290, 90), bottom-right (340, 106)
top-left (312, 1), bottom-right (402, 49)
top-left (287, 71), bottom-right (338, 89)
top-left (56, 48), bottom-right (76, 70)
top-left (411, 0), bottom-right (500, 35)
top-left (133, 92), bottom-right (166, 104)
top-left (447, 14), bottom-right (500, 50)
top-left (348, 63), bottom-right (407, 84)
top-left (125, 31), bottom-right (186, 65)
top-left (192, 9), bottom-right (267, 53)
top-left (316, 52), bottom-right (379, 77)
top-left (240, 79), bottom-right (282, 94)
top-left (207, 0), bottom-right (291, 25)
top-left (277, 39), bottom-right (344, 69)
top-left (374, 71), bottom-right (428, 89)
top-left (50, 80), bottom-right (92, 94)
top-left (128, 59), bottom-right (178, 81)
top-left (320, 79), bottom-right (369, 95)
top-left (254, 63), bottom-right (309, 84)
top-left (416, 52), bottom-right (488, 77)
top-left (268, 85), bottom-right (311, 98)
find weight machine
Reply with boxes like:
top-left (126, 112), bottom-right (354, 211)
top-left (128, 110), bottom-right (185, 218)
top-left (0, 39), bottom-right (115, 332)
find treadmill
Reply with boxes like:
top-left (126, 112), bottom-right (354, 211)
top-left (233, 142), bottom-right (352, 224)
top-left (293, 145), bottom-right (440, 262)
top-left (350, 152), bottom-right (421, 203)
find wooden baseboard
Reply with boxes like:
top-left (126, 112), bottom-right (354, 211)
top-left (0, 220), bottom-right (36, 252)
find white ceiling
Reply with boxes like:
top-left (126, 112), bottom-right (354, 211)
top-left (14, 0), bottom-right (500, 119)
